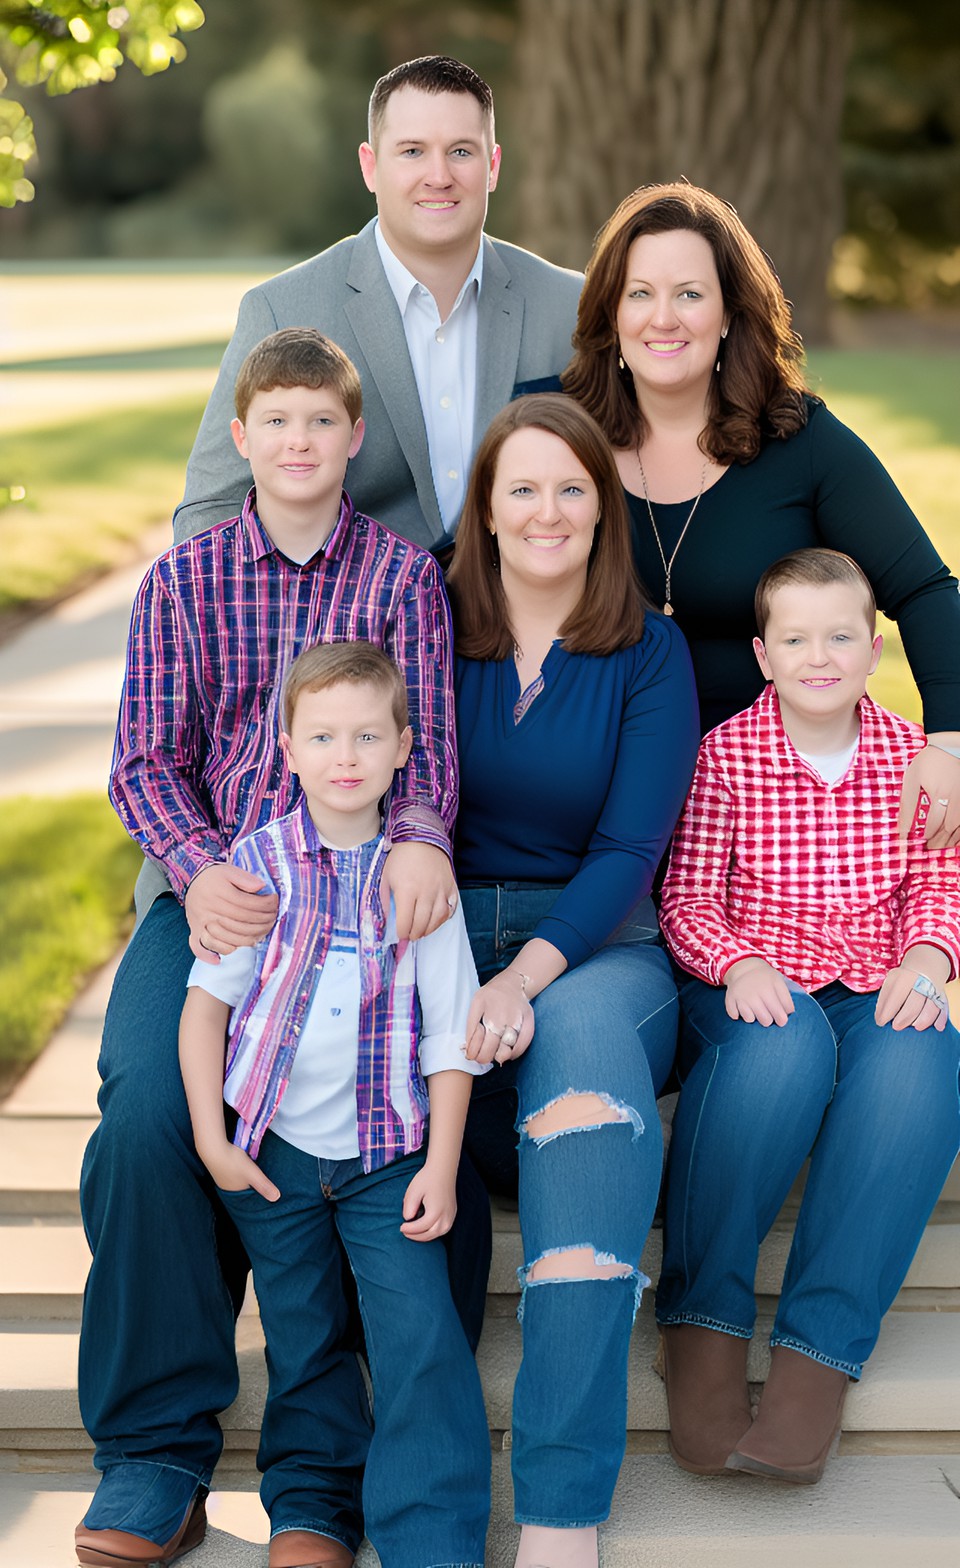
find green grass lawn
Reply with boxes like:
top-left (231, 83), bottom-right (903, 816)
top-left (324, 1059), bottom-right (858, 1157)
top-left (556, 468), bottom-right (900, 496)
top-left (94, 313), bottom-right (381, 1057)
top-left (0, 796), bottom-right (142, 1089)
top-left (805, 349), bottom-right (960, 723)
top-left (0, 397), bottom-right (206, 617)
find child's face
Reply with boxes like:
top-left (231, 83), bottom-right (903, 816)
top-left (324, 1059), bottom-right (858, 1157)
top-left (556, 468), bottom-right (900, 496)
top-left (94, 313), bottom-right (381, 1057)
top-left (280, 680), bottom-right (412, 844)
top-left (753, 581), bottom-right (882, 730)
top-left (231, 385), bottom-right (364, 524)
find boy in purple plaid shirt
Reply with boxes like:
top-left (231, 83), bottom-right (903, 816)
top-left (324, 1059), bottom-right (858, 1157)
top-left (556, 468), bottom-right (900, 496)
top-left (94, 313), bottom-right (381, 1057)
top-left (76, 330), bottom-right (466, 1568)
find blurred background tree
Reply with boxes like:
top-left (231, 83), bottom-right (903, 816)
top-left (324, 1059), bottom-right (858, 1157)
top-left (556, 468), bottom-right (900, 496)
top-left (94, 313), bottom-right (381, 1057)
top-left (1, 0), bottom-right (958, 338)
top-left (0, 0), bottom-right (205, 206)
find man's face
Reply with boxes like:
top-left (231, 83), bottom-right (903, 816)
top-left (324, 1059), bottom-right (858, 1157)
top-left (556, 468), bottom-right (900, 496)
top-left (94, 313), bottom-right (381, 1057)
top-left (358, 86), bottom-right (500, 264)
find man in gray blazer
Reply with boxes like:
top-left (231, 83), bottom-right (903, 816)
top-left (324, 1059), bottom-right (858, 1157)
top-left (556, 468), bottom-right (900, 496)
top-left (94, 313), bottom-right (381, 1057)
top-left (174, 55), bottom-right (582, 550)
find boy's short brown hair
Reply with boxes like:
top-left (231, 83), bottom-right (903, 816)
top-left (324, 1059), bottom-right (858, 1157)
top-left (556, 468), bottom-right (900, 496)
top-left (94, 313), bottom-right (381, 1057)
top-left (281, 641), bottom-right (409, 734)
top-left (234, 328), bottom-right (363, 425)
top-left (755, 549), bottom-right (877, 638)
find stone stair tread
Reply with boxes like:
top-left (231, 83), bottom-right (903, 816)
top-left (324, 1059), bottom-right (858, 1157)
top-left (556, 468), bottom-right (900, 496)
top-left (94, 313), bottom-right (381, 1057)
top-left (0, 1226), bottom-right (92, 1319)
top-left (3, 1455), bottom-right (960, 1567)
top-left (475, 1300), bottom-right (960, 1433)
top-left (5, 1207), bottom-right (955, 1323)
top-left (487, 1210), bottom-right (960, 1295)
top-left (0, 1120), bottom-right (97, 1216)
top-left (3, 1303), bottom-right (956, 1438)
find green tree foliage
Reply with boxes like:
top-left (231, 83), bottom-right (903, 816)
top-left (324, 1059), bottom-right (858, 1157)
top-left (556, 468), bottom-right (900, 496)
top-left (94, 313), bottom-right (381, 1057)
top-left (0, 0), bottom-right (204, 205)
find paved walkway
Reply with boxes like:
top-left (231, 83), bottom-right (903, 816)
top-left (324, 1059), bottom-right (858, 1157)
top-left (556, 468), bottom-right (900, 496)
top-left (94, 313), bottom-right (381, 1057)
top-left (0, 526), bottom-right (169, 798)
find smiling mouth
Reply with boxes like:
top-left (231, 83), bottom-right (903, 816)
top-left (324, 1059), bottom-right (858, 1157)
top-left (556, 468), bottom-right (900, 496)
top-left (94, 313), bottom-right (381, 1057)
top-left (645, 341), bottom-right (686, 354)
top-left (524, 536), bottom-right (566, 548)
top-left (801, 678), bottom-right (840, 687)
top-left (418, 200), bottom-right (457, 209)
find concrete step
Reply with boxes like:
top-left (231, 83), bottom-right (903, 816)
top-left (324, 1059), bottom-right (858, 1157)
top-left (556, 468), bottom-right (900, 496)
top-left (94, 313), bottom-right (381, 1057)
top-left (488, 1200), bottom-right (960, 1297)
top-left (0, 1119), bottom-right (97, 1218)
top-left (3, 1453), bottom-right (960, 1568)
top-left (4, 1201), bottom-right (956, 1322)
top-left (3, 1297), bottom-right (956, 1452)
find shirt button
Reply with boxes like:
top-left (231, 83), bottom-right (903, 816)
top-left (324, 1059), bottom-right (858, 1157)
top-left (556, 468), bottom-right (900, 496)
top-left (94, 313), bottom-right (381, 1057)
top-left (435, 330), bottom-right (445, 343)
top-left (447, 468), bottom-right (458, 480)
top-left (439, 395), bottom-right (451, 409)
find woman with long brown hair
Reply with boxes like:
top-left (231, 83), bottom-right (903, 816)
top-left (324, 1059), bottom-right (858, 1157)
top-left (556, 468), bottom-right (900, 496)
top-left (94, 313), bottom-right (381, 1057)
top-left (562, 181), bottom-right (960, 829)
top-left (447, 393), bottom-right (699, 1568)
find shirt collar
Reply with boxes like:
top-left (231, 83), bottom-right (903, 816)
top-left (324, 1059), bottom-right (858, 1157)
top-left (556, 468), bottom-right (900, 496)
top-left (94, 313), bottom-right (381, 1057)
top-left (758, 682), bottom-right (876, 778)
top-left (374, 219), bottom-right (483, 317)
top-left (240, 487), bottom-right (354, 564)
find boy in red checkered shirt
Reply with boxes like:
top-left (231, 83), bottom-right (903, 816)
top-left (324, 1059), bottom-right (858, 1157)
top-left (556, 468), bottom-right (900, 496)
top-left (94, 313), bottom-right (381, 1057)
top-left (655, 547), bottom-right (960, 1489)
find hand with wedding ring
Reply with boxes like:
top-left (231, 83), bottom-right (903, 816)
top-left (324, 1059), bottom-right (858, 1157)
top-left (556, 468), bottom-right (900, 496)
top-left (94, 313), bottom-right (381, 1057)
top-left (898, 748), bottom-right (960, 848)
top-left (464, 971), bottom-right (535, 1065)
top-left (875, 960), bottom-right (950, 1033)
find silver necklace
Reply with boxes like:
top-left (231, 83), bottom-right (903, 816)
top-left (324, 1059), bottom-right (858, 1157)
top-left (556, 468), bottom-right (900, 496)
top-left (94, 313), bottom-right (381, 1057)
top-left (637, 451), bottom-right (708, 617)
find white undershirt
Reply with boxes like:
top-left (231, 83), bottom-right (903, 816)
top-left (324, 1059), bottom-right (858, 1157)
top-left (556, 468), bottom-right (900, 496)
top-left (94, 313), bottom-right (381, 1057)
top-left (375, 222), bottom-right (482, 532)
top-left (796, 737), bottom-right (859, 786)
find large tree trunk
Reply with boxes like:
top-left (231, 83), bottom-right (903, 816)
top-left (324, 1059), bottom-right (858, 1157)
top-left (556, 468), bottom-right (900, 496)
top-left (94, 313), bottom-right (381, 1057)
top-left (513, 0), bottom-right (848, 340)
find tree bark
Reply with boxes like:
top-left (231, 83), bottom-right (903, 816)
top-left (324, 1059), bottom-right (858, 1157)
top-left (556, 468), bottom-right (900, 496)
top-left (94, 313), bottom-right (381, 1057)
top-left (513, 0), bottom-right (849, 340)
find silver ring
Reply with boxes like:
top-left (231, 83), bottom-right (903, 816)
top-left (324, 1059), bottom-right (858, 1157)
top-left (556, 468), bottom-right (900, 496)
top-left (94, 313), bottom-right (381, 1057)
top-left (499, 1027), bottom-right (519, 1050)
top-left (912, 974), bottom-right (947, 1009)
top-left (447, 894), bottom-right (458, 909)
top-left (481, 1018), bottom-right (505, 1037)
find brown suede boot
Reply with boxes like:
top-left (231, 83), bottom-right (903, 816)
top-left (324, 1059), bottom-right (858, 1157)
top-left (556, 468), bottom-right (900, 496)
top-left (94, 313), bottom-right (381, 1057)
top-left (726, 1345), bottom-right (849, 1485)
top-left (659, 1324), bottom-right (753, 1475)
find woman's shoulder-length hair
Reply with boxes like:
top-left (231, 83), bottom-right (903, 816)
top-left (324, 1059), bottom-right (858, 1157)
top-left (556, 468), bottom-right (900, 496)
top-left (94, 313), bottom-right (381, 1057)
top-left (562, 181), bottom-right (810, 464)
top-left (447, 393), bottom-right (650, 662)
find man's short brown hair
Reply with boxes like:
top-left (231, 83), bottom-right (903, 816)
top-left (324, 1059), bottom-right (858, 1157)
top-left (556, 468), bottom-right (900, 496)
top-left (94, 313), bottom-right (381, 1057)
top-left (281, 640), bottom-right (409, 734)
top-left (755, 549), bottom-right (877, 638)
top-left (367, 55), bottom-right (494, 148)
top-left (234, 328), bottom-right (362, 425)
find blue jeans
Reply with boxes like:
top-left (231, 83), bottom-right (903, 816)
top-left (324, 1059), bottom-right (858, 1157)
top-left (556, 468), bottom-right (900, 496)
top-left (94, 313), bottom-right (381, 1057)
top-left (656, 976), bottom-right (960, 1376)
top-left (460, 884), bottom-right (678, 1526)
top-left (79, 895), bottom-right (247, 1490)
top-left (220, 1132), bottom-right (490, 1568)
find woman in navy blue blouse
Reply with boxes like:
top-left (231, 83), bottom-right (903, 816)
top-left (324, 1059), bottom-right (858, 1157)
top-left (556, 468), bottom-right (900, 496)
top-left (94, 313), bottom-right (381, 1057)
top-left (447, 395), bottom-right (700, 1568)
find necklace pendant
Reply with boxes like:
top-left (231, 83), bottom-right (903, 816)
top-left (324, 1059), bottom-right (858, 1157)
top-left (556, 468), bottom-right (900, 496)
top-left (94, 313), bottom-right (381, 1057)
top-left (663, 601), bottom-right (674, 617)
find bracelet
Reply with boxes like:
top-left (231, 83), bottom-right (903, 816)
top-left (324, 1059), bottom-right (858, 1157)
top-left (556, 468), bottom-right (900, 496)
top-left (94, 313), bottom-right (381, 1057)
top-left (510, 970), bottom-right (531, 997)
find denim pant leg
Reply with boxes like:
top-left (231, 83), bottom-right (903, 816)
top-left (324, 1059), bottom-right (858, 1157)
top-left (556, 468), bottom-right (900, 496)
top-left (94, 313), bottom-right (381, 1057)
top-left (218, 1133), bottom-right (369, 1552)
top-left (334, 1153), bottom-right (490, 1568)
top-left (772, 984), bottom-right (960, 1376)
top-left (78, 894), bottom-right (247, 1485)
top-left (656, 976), bottom-right (837, 1337)
top-left (510, 942), bottom-right (678, 1527)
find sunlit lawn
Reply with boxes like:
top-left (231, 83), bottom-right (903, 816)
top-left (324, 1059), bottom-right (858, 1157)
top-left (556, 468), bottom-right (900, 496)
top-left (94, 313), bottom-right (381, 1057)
top-left (805, 348), bottom-right (960, 723)
top-left (0, 796), bottom-right (142, 1088)
top-left (0, 397), bottom-right (207, 616)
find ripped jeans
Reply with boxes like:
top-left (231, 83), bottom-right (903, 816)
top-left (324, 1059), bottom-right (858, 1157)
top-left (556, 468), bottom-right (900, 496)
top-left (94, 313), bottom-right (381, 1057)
top-left (460, 884), bottom-right (679, 1526)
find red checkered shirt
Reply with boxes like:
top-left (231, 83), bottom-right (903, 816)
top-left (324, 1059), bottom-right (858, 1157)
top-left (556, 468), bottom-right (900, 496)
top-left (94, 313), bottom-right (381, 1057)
top-left (660, 684), bottom-right (960, 992)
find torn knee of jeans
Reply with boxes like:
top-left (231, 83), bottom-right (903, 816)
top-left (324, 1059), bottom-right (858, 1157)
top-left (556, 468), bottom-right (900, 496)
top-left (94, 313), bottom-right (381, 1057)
top-left (521, 1088), bottom-right (643, 1147)
top-left (517, 1247), bottom-right (650, 1320)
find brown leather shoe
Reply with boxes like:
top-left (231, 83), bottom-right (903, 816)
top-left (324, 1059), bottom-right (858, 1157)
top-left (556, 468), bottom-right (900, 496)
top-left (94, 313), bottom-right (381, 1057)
top-left (75, 1492), bottom-right (206, 1566)
top-left (659, 1324), bottom-right (753, 1475)
top-left (726, 1344), bottom-right (849, 1484)
top-left (268, 1530), bottom-right (355, 1568)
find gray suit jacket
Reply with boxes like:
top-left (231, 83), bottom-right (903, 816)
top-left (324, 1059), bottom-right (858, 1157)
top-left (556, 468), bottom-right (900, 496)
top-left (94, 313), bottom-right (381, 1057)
top-left (174, 220), bottom-right (583, 548)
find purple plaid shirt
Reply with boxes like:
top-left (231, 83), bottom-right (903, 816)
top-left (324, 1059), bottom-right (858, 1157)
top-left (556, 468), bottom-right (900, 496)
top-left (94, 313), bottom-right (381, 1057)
top-left (220, 798), bottom-right (482, 1171)
top-left (110, 489), bottom-right (456, 894)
